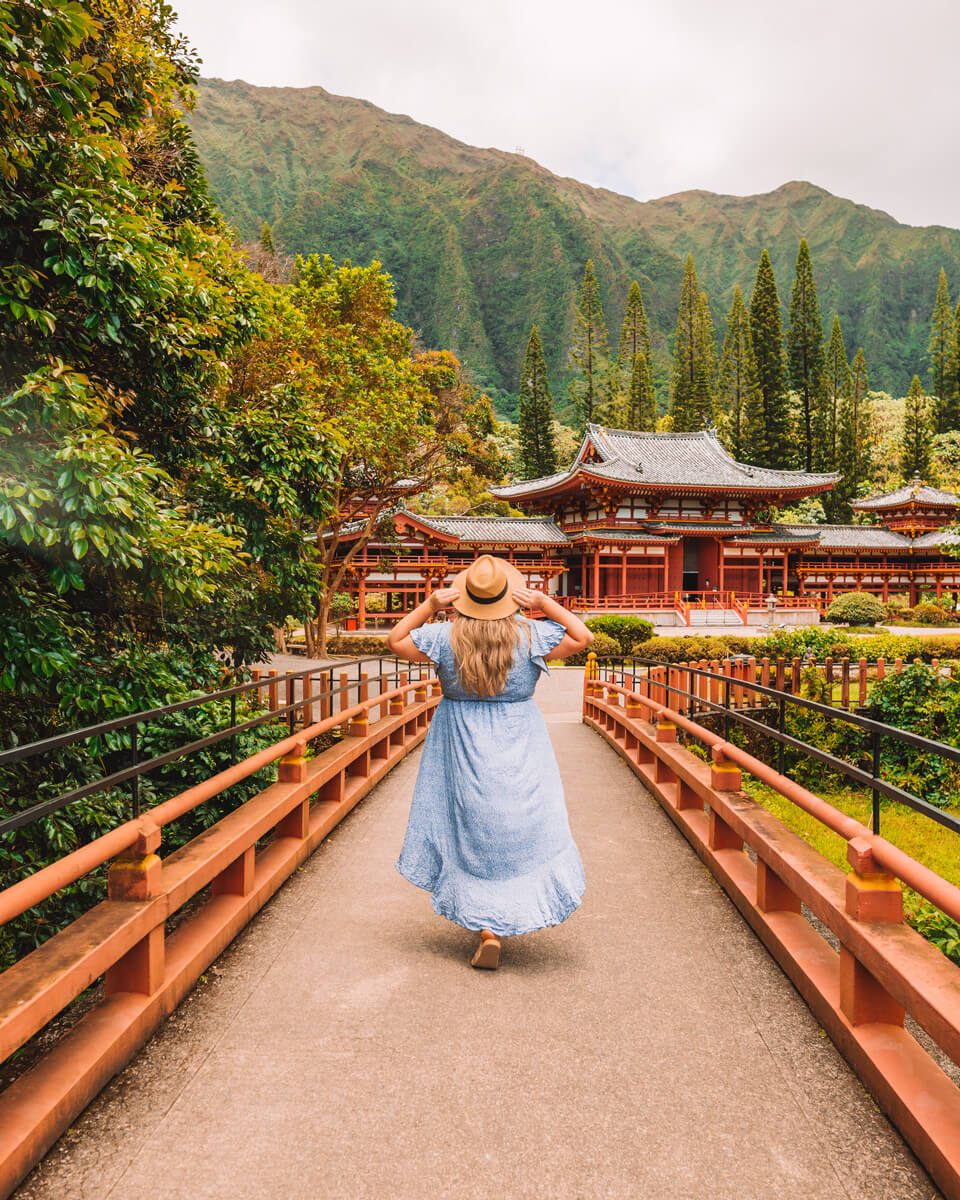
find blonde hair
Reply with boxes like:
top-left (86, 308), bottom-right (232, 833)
top-left (449, 614), bottom-right (530, 698)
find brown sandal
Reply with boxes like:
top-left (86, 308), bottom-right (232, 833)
top-left (471, 929), bottom-right (501, 970)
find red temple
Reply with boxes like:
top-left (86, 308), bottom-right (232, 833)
top-left (335, 426), bottom-right (960, 625)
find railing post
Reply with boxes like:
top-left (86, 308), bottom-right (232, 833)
top-left (105, 822), bottom-right (164, 996)
top-left (840, 838), bottom-right (905, 1026)
top-left (775, 656), bottom-right (785, 692)
top-left (710, 744), bottom-right (742, 793)
top-left (268, 669), bottom-right (279, 712)
top-left (761, 656), bottom-right (770, 690)
top-left (876, 657), bottom-right (886, 682)
top-left (858, 657), bottom-right (868, 708)
top-left (791, 657), bottom-right (801, 696)
top-left (840, 657), bottom-right (850, 710)
top-left (349, 673), bottom-right (370, 738)
top-left (278, 740), bottom-right (310, 839)
top-left (756, 858), bottom-right (801, 913)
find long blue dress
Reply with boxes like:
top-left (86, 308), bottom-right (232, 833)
top-left (396, 617), bottom-right (585, 937)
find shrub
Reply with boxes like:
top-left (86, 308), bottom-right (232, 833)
top-left (326, 635), bottom-right (392, 657)
top-left (329, 592), bottom-right (355, 634)
top-left (826, 591), bottom-right (887, 627)
top-left (364, 592), bottom-right (387, 614)
top-left (630, 635), bottom-right (743, 663)
top-left (566, 631), bottom-right (619, 666)
top-left (906, 602), bottom-right (959, 625)
top-left (584, 615), bottom-right (654, 654)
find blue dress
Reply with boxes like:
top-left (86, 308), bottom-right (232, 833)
top-left (396, 617), bottom-right (585, 937)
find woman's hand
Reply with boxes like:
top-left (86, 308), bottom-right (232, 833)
top-left (428, 587), bottom-right (460, 612)
top-left (511, 586), bottom-right (547, 611)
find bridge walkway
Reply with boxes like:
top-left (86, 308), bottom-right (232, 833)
top-left (15, 673), bottom-right (935, 1199)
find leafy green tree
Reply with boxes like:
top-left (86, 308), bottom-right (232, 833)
top-left (717, 286), bottom-right (761, 457)
top-left (748, 249), bottom-right (792, 467)
top-left (818, 314), bottom-right (852, 473)
top-left (902, 374), bottom-right (933, 480)
top-left (517, 325), bottom-right (558, 477)
top-left (787, 239), bottom-right (825, 470)
top-left (670, 256), bottom-right (716, 430)
top-left (568, 259), bottom-right (609, 428)
top-left (832, 347), bottom-right (874, 519)
top-left (626, 353), bottom-right (657, 430)
top-left (260, 221), bottom-right (275, 253)
top-left (616, 280), bottom-right (651, 370)
top-left (928, 268), bottom-right (958, 432)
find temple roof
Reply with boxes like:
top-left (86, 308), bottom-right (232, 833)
top-left (786, 524), bottom-right (912, 551)
top-left (851, 479), bottom-right (959, 512)
top-left (493, 425), bottom-right (839, 500)
top-left (408, 513), bottom-right (568, 546)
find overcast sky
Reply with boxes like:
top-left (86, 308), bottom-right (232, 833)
top-left (172, 0), bottom-right (959, 230)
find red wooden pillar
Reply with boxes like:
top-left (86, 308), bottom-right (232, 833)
top-left (717, 541), bottom-right (725, 593)
top-left (592, 547), bottom-right (600, 600)
top-left (781, 553), bottom-right (788, 595)
top-left (620, 549), bottom-right (628, 596)
top-left (357, 574), bottom-right (367, 629)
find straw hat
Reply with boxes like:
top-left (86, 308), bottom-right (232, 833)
top-left (451, 554), bottom-right (525, 621)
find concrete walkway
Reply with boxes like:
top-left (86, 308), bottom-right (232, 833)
top-left (16, 673), bottom-right (935, 1199)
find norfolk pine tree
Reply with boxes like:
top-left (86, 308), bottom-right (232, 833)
top-left (259, 221), bottom-right (275, 253)
top-left (818, 314), bottom-right (852, 473)
top-left (568, 259), bottom-right (609, 428)
top-left (928, 268), bottom-right (958, 432)
top-left (626, 353), bottom-right (657, 430)
top-left (717, 286), bottom-right (761, 457)
top-left (517, 325), bottom-right (558, 477)
top-left (787, 238), bottom-right (825, 470)
top-left (670, 256), bottom-right (716, 430)
top-left (902, 375), bottom-right (933, 480)
top-left (748, 249), bottom-right (792, 467)
top-left (616, 280), bottom-right (652, 372)
top-left (832, 347), bottom-right (874, 519)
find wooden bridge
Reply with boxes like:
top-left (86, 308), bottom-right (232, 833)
top-left (1, 660), bottom-right (959, 1198)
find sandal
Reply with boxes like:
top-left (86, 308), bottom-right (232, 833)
top-left (470, 929), bottom-right (501, 970)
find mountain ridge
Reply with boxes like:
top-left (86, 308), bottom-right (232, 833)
top-left (188, 77), bottom-right (960, 404)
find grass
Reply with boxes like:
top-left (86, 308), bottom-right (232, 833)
top-left (744, 779), bottom-right (960, 963)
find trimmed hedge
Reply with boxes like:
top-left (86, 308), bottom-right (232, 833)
top-left (584, 615), bottom-right (654, 654)
top-left (826, 591), bottom-right (887, 626)
top-left (326, 635), bottom-right (392, 657)
top-left (566, 631), bottom-right (619, 666)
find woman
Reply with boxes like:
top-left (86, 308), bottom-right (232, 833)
top-left (387, 554), bottom-right (594, 969)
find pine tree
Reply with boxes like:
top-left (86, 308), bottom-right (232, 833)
top-left (517, 325), bottom-right (558, 478)
top-left (818, 314), bottom-right (852, 473)
top-left (787, 238), bottom-right (825, 470)
top-left (833, 347), bottom-right (874, 518)
top-left (954, 298), bottom-right (960, 407)
top-left (748, 248), bottom-right (792, 467)
top-left (902, 375), bottom-right (932, 480)
top-left (568, 259), bottom-right (609, 428)
top-left (717, 285), bottom-right (761, 458)
top-left (616, 280), bottom-right (651, 370)
top-left (670, 256), bottom-right (716, 430)
top-left (928, 268), bottom-right (957, 431)
top-left (259, 221), bottom-right (275, 253)
top-left (626, 353), bottom-right (657, 430)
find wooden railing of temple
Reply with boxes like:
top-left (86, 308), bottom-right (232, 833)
top-left (0, 662), bottom-right (440, 1197)
top-left (584, 654), bottom-right (960, 1199)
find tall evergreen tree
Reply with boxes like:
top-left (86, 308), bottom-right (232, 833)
top-left (833, 346), bottom-right (874, 518)
top-left (928, 268), bottom-right (957, 431)
top-left (748, 249), bottom-right (792, 467)
top-left (259, 221), bottom-right (275, 253)
top-left (517, 325), bottom-right (558, 478)
top-left (954, 298), bottom-right (960, 407)
top-left (787, 238), bottom-right (825, 470)
top-left (717, 286), bottom-right (761, 458)
top-left (818, 314), bottom-right (852, 472)
top-left (902, 375), bottom-right (933, 480)
top-left (670, 256), bottom-right (716, 430)
top-left (616, 280), bottom-right (651, 369)
top-left (626, 353), bottom-right (657, 430)
top-left (568, 259), bottom-right (609, 428)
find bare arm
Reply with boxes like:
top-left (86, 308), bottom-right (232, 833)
top-left (511, 588), bottom-right (594, 660)
top-left (386, 587), bottom-right (461, 662)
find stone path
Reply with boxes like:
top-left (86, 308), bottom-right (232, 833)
top-left (15, 672), bottom-right (936, 1199)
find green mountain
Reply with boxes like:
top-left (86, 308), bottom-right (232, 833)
top-left (188, 77), bottom-right (960, 407)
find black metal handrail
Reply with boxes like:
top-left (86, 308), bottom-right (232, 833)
top-left (0, 656), bottom-right (433, 838)
top-left (592, 655), bottom-right (960, 838)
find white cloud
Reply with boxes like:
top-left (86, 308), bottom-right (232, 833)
top-left (172, 0), bottom-right (960, 228)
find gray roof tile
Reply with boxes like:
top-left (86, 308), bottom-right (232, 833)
top-left (786, 524), bottom-right (912, 550)
top-left (852, 481), bottom-right (959, 510)
top-left (413, 514), bottom-right (569, 545)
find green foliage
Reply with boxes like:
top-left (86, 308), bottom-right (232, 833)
top-left (817, 315), bottom-right (852, 502)
top-left (833, 347), bottom-right (874, 518)
top-left (329, 592), bottom-right (354, 631)
top-left (928, 268), bottom-right (958, 432)
top-left (670, 256), bottom-right (716, 431)
top-left (902, 375), bottom-right (933, 480)
top-left (517, 325), bottom-right (558, 477)
top-left (826, 591), bottom-right (887, 626)
top-left (901, 602), bottom-right (960, 625)
top-left (717, 285), bottom-right (761, 457)
top-left (630, 635), bottom-right (752, 663)
top-left (787, 239), bottom-right (825, 471)
top-left (616, 281), bottom-right (651, 368)
top-left (568, 259), bottom-right (609, 428)
top-left (259, 221), bottom-right (275, 253)
top-left (748, 250), bottom-right (792, 467)
top-left (584, 615), bottom-right (654, 653)
top-left (566, 631), bottom-right (619, 665)
top-left (325, 635), bottom-right (392, 656)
